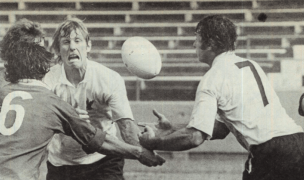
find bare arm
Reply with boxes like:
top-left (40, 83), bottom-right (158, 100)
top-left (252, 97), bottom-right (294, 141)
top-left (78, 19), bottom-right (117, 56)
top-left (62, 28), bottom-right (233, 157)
top-left (140, 127), bottom-right (207, 151)
top-left (210, 120), bottom-right (230, 140)
top-left (138, 110), bottom-right (208, 151)
top-left (116, 118), bottom-right (141, 146)
top-left (75, 109), bottom-right (165, 167)
top-left (299, 93), bottom-right (304, 116)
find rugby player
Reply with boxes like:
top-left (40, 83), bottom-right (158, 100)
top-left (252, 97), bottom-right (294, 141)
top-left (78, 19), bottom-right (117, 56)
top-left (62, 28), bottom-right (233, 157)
top-left (139, 15), bottom-right (304, 180)
top-left (43, 18), bottom-right (163, 180)
top-left (0, 19), bottom-right (164, 180)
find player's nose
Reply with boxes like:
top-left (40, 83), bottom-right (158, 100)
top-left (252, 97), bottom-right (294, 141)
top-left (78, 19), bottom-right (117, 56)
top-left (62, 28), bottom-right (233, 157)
top-left (69, 41), bottom-right (76, 51)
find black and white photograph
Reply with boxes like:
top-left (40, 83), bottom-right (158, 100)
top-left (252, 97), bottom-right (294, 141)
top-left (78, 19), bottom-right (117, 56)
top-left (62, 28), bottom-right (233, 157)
top-left (0, 0), bottom-right (304, 180)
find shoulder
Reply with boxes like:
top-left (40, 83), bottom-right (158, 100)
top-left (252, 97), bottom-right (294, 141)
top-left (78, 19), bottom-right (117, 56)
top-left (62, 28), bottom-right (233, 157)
top-left (87, 60), bottom-right (124, 85)
top-left (88, 60), bottom-right (121, 78)
top-left (43, 64), bottom-right (62, 87)
top-left (40, 90), bottom-right (76, 115)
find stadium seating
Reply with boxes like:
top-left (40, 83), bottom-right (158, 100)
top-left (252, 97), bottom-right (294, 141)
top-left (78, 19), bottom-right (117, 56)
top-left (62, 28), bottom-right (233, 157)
top-left (1, 1), bottom-right (303, 179)
top-left (0, 0), bottom-right (303, 101)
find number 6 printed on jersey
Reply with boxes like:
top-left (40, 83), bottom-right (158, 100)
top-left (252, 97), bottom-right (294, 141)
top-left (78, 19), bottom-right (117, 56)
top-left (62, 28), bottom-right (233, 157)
top-left (0, 91), bottom-right (32, 136)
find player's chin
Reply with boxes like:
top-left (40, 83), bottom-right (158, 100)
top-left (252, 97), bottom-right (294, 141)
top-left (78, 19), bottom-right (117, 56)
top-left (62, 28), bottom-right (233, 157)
top-left (70, 61), bottom-right (84, 69)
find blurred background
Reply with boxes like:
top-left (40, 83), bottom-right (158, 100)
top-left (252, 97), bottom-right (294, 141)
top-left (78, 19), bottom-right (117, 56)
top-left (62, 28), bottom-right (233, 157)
top-left (0, 0), bottom-right (304, 179)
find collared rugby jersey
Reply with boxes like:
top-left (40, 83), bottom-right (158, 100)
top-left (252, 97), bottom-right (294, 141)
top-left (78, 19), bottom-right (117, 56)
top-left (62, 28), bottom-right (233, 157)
top-left (0, 80), bottom-right (105, 180)
top-left (187, 52), bottom-right (303, 150)
top-left (43, 59), bottom-right (134, 165)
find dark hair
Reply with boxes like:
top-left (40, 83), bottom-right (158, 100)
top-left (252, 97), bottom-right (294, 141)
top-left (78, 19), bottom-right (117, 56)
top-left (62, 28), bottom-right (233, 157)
top-left (0, 19), bottom-right (53, 83)
top-left (195, 15), bottom-right (237, 53)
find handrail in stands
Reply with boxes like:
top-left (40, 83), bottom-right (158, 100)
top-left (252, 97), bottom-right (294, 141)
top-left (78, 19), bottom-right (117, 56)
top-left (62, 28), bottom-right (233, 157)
top-left (0, 8), bottom-right (304, 23)
top-left (1, 21), bottom-right (303, 28)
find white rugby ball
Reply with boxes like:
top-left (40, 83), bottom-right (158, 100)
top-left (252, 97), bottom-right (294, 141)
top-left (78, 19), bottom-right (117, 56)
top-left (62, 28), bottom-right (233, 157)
top-left (121, 37), bottom-right (162, 79)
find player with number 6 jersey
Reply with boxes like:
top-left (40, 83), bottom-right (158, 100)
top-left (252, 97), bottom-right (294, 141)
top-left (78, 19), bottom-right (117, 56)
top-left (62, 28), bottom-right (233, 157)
top-left (0, 81), bottom-right (106, 180)
top-left (0, 19), bottom-right (106, 180)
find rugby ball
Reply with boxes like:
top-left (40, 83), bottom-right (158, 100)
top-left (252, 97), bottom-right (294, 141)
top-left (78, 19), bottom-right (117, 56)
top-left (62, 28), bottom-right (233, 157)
top-left (121, 37), bottom-right (162, 79)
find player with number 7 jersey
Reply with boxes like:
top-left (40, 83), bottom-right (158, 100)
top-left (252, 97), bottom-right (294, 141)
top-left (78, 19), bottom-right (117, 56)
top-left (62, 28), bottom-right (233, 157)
top-left (138, 15), bottom-right (304, 180)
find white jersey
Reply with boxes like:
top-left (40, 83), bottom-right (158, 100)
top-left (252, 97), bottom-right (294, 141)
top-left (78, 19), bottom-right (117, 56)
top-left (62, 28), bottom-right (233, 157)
top-left (43, 59), bottom-right (134, 165)
top-left (187, 52), bottom-right (303, 150)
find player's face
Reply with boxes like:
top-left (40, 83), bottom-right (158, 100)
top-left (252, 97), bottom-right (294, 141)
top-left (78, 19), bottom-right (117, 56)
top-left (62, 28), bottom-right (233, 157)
top-left (59, 29), bottom-right (91, 70)
top-left (193, 33), bottom-right (215, 65)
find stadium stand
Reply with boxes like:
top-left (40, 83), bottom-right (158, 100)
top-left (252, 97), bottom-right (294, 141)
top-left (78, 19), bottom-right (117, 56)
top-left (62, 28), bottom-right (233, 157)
top-left (0, 0), bottom-right (303, 100)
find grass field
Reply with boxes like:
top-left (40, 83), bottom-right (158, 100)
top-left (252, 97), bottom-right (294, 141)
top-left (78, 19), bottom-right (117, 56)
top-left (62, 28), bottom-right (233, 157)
top-left (39, 153), bottom-right (247, 180)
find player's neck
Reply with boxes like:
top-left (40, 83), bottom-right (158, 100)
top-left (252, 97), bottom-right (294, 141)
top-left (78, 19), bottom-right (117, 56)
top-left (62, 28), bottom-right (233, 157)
top-left (65, 67), bottom-right (86, 87)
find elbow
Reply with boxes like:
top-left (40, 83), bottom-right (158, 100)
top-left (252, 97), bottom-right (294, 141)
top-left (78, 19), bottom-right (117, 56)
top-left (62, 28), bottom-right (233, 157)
top-left (189, 130), bottom-right (205, 148)
top-left (212, 133), bottom-right (229, 140)
top-left (298, 94), bottom-right (304, 116)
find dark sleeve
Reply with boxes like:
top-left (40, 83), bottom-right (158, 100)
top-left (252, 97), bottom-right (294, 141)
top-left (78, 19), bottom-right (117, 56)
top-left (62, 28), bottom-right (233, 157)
top-left (299, 93), bottom-right (304, 116)
top-left (51, 96), bottom-right (106, 153)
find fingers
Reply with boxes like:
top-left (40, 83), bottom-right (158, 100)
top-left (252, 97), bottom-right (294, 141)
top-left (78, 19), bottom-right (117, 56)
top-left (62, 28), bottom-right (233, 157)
top-left (153, 109), bottom-right (169, 126)
top-left (138, 130), bottom-right (156, 150)
top-left (137, 122), bottom-right (147, 127)
top-left (75, 108), bottom-right (88, 115)
top-left (75, 108), bottom-right (91, 122)
top-left (138, 148), bottom-right (166, 167)
top-left (137, 122), bottom-right (157, 128)
top-left (143, 126), bottom-right (155, 138)
top-left (152, 109), bottom-right (162, 119)
top-left (79, 114), bottom-right (90, 119)
top-left (156, 154), bottom-right (166, 164)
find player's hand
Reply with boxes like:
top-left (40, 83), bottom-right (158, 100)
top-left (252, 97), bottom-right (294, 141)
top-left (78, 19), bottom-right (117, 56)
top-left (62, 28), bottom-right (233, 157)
top-left (138, 147), bottom-right (166, 167)
top-left (139, 126), bottom-right (157, 150)
top-left (138, 109), bottom-right (173, 137)
top-left (75, 108), bottom-right (90, 123)
top-left (86, 108), bottom-right (111, 129)
top-left (87, 108), bottom-right (112, 121)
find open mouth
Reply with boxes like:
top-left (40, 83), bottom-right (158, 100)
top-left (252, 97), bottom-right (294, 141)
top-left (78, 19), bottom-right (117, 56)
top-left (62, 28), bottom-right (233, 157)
top-left (68, 54), bottom-right (79, 61)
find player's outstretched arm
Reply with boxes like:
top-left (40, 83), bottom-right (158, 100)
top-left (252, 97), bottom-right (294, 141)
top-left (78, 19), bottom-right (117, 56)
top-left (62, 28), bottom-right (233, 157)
top-left (138, 109), bottom-right (189, 137)
top-left (75, 108), bottom-right (165, 167)
top-left (140, 126), bottom-right (207, 151)
top-left (298, 93), bottom-right (304, 116)
top-left (96, 133), bottom-right (165, 167)
top-left (56, 102), bottom-right (165, 167)
top-left (116, 118), bottom-right (141, 146)
top-left (138, 110), bottom-right (208, 151)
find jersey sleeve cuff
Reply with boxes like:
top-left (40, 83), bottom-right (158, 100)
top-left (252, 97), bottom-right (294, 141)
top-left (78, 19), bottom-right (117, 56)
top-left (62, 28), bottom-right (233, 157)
top-left (186, 125), bottom-right (212, 141)
top-left (82, 128), bottom-right (106, 154)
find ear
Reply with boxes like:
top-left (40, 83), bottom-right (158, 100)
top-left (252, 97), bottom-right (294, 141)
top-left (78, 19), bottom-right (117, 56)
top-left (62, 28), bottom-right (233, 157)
top-left (86, 40), bottom-right (92, 52)
top-left (205, 46), bottom-right (212, 51)
top-left (201, 44), bottom-right (212, 51)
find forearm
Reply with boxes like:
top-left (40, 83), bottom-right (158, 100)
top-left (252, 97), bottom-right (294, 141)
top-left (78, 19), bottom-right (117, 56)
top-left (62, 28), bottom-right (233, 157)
top-left (117, 118), bottom-right (141, 146)
top-left (151, 128), bottom-right (207, 151)
top-left (98, 134), bottom-right (142, 159)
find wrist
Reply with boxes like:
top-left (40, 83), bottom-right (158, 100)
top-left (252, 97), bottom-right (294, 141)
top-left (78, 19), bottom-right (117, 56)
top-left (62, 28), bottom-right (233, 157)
top-left (133, 146), bottom-right (143, 159)
top-left (147, 137), bottom-right (158, 150)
